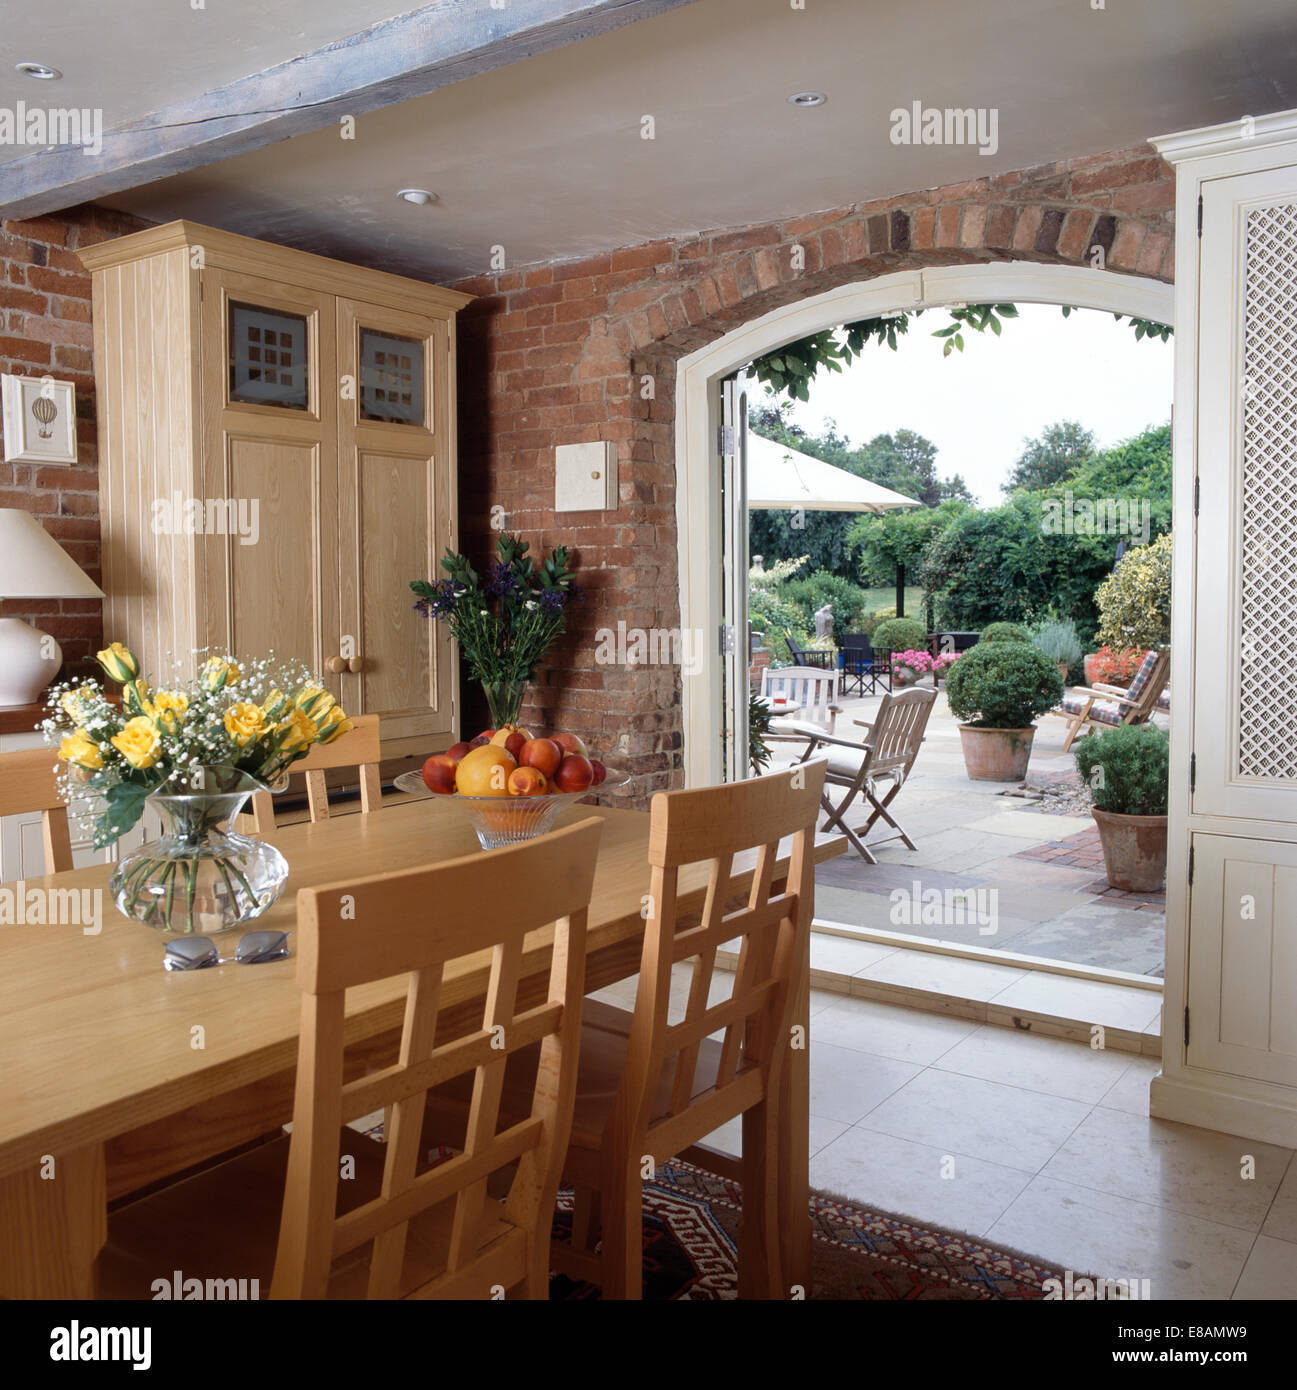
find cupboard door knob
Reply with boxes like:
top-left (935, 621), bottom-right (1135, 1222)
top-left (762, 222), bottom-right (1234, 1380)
top-left (324, 656), bottom-right (347, 674)
top-left (348, 656), bottom-right (364, 673)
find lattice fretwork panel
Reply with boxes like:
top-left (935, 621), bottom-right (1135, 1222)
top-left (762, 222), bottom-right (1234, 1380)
top-left (1238, 204), bottom-right (1297, 783)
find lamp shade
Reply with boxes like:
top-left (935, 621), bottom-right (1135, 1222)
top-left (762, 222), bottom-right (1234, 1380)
top-left (0, 509), bottom-right (103, 599)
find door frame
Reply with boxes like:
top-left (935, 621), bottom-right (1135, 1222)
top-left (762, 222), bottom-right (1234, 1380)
top-left (673, 262), bottom-right (1175, 789)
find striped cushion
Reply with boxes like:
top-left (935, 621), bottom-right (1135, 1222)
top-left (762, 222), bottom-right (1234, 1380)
top-left (1062, 694), bottom-right (1124, 726)
top-left (1125, 650), bottom-right (1161, 701)
top-left (1156, 690), bottom-right (1170, 711)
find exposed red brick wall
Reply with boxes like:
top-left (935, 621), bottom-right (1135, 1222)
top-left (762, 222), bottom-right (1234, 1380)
top-left (453, 146), bottom-right (1176, 795)
top-left (0, 206), bottom-right (150, 683)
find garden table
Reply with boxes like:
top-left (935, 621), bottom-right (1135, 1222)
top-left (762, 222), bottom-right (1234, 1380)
top-left (0, 797), bottom-right (843, 1299)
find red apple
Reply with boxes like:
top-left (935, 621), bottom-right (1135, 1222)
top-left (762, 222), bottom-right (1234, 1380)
top-left (552, 731), bottom-right (589, 758)
top-left (554, 753), bottom-right (593, 794)
top-left (421, 754), bottom-right (458, 795)
top-left (445, 742), bottom-right (472, 763)
top-left (520, 737), bottom-right (563, 777)
top-left (589, 758), bottom-right (608, 786)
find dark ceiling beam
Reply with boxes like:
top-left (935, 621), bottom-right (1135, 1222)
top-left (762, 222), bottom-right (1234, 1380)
top-left (0, 0), bottom-right (703, 220)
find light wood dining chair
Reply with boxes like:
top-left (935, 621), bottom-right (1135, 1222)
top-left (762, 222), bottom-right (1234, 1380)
top-left (97, 815), bottom-right (604, 1300)
top-left (424, 762), bottom-right (825, 1299)
top-left (244, 712), bottom-right (382, 831)
top-left (0, 746), bottom-right (74, 873)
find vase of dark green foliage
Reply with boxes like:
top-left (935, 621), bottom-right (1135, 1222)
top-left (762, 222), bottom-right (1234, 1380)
top-left (944, 640), bottom-right (1062, 781)
top-left (411, 534), bottom-right (578, 731)
top-left (1074, 724), bottom-right (1168, 892)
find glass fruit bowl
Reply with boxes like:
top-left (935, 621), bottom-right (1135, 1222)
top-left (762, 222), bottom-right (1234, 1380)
top-left (394, 768), bottom-right (628, 850)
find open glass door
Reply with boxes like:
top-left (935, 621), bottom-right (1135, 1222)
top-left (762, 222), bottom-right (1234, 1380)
top-left (719, 372), bottom-right (750, 780)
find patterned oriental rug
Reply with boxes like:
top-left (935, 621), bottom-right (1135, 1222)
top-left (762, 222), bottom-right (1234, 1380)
top-left (549, 1159), bottom-right (1064, 1301)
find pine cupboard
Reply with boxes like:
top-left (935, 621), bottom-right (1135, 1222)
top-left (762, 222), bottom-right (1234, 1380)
top-left (79, 221), bottom-right (470, 759)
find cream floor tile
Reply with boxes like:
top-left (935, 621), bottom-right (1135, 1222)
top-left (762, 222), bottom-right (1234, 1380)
top-left (1260, 1153), bottom-right (1297, 1243)
top-left (810, 1125), bottom-right (1031, 1238)
top-left (990, 971), bottom-right (1164, 1033)
top-left (1231, 1235), bottom-right (1297, 1299)
top-left (809, 933), bottom-right (897, 977)
top-left (986, 1175), bottom-right (1256, 1299)
top-left (963, 810), bottom-right (1094, 842)
top-left (704, 1111), bottom-right (848, 1159)
top-left (1098, 1056), bottom-right (1162, 1117)
top-left (811, 995), bottom-right (979, 1065)
top-left (854, 948), bottom-right (1027, 1003)
top-left (1040, 1106), bottom-right (1291, 1231)
top-left (934, 1024), bottom-right (1136, 1104)
top-left (809, 1040), bottom-right (922, 1125)
top-left (855, 1068), bottom-right (1091, 1173)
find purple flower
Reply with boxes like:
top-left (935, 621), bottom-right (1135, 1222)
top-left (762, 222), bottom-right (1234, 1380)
top-left (486, 561), bottom-right (520, 597)
top-left (414, 579), bottom-right (460, 620)
top-left (539, 587), bottom-right (568, 613)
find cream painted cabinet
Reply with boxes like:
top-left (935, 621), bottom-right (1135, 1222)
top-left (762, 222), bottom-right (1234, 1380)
top-left (1152, 111), bottom-right (1297, 1145)
top-left (81, 222), bottom-right (471, 757)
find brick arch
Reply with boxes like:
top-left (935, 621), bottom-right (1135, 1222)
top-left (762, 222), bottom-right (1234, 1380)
top-left (453, 146), bottom-right (1175, 796)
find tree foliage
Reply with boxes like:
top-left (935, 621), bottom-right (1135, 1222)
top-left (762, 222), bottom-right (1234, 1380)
top-left (1094, 531), bottom-right (1173, 650)
top-left (1004, 420), bottom-right (1096, 493)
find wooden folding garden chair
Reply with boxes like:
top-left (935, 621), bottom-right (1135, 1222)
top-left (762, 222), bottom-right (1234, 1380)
top-left (789, 687), bottom-right (937, 863)
top-left (760, 665), bottom-right (842, 740)
top-left (1055, 648), bottom-right (1169, 752)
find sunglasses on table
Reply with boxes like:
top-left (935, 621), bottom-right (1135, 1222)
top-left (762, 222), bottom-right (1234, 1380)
top-left (163, 931), bottom-right (291, 971)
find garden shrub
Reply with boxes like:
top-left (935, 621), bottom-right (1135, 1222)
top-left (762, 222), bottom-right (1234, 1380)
top-left (1032, 618), bottom-right (1084, 671)
top-left (944, 641), bottom-right (1062, 728)
top-left (873, 617), bottom-right (927, 653)
top-left (748, 586), bottom-right (808, 666)
top-left (980, 622), bottom-right (1031, 644)
top-left (778, 570), bottom-right (871, 643)
top-left (1095, 532), bottom-right (1172, 650)
top-left (1074, 724), bottom-right (1169, 817)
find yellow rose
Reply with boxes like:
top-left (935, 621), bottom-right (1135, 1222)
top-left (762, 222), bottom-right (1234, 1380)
top-left (96, 642), bottom-right (140, 683)
top-left (294, 683), bottom-right (336, 719)
top-left (122, 678), bottom-right (151, 715)
top-left (261, 688), bottom-right (290, 721)
top-left (201, 657), bottom-right (242, 692)
top-left (275, 707), bottom-right (318, 756)
top-left (223, 700), bottom-right (266, 748)
top-left (317, 706), bottom-right (354, 745)
top-left (58, 730), bottom-right (103, 770)
top-left (147, 689), bottom-right (189, 734)
top-left (110, 716), bottom-right (160, 770)
top-left (60, 686), bottom-right (97, 725)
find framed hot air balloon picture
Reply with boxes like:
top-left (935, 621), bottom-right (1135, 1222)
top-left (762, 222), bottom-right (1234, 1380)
top-left (2, 373), bottom-right (78, 465)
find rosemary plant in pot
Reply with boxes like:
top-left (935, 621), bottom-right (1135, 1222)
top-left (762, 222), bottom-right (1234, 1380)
top-left (411, 534), bottom-right (578, 729)
top-left (43, 644), bottom-right (354, 935)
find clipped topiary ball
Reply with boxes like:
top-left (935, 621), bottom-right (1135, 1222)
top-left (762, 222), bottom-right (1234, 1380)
top-left (980, 622), bottom-right (1032, 644)
top-left (945, 640), bottom-right (1062, 728)
top-left (873, 617), bottom-right (927, 653)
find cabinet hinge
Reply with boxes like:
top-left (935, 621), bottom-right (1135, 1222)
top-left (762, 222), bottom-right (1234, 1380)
top-left (1197, 194), bottom-right (1203, 237)
top-left (718, 424), bottom-right (735, 457)
top-left (718, 624), bottom-right (735, 656)
top-left (1188, 842), bottom-right (1194, 886)
top-left (1193, 475), bottom-right (1199, 517)
top-left (1189, 751), bottom-right (1196, 795)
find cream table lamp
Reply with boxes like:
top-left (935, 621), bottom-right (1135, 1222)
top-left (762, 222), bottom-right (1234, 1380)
top-left (0, 509), bottom-right (105, 707)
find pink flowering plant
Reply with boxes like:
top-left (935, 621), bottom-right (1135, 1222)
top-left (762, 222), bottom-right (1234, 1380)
top-left (890, 648), bottom-right (935, 675)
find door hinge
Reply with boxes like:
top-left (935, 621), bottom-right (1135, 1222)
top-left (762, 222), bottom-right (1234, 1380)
top-left (1188, 842), bottom-right (1194, 886)
top-left (1193, 475), bottom-right (1199, 517)
top-left (1197, 194), bottom-right (1203, 237)
top-left (718, 424), bottom-right (736, 456)
top-left (1189, 751), bottom-right (1196, 795)
top-left (718, 624), bottom-right (735, 656)
top-left (1183, 1006), bottom-right (1191, 1047)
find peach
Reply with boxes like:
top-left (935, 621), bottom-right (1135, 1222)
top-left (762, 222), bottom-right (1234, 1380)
top-left (445, 741), bottom-right (472, 763)
top-left (507, 765), bottom-right (548, 797)
top-left (421, 754), bottom-right (458, 795)
top-left (520, 737), bottom-right (562, 777)
top-left (589, 758), bottom-right (608, 786)
top-left (552, 732), bottom-right (588, 758)
top-left (554, 753), bottom-right (593, 794)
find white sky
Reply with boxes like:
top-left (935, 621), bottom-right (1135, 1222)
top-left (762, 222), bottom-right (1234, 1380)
top-left (774, 303), bottom-right (1173, 505)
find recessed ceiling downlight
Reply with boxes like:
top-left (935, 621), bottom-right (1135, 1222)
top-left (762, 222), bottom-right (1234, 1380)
top-left (787, 91), bottom-right (827, 108)
top-left (396, 188), bottom-right (438, 206)
top-left (15, 62), bottom-right (62, 80)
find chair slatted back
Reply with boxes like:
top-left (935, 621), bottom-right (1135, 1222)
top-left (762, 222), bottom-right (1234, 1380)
top-left (0, 747), bottom-right (74, 874)
top-left (862, 688), bottom-right (938, 773)
top-left (270, 815), bottom-right (604, 1300)
top-left (760, 666), bottom-right (840, 726)
top-left (246, 714), bottom-right (383, 831)
top-left (609, 763), bottom-right (825, 1167)
top-left (1126, 650), bottom-right (1170, 721)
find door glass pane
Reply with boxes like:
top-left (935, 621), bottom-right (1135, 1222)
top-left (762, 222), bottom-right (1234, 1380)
top-left (228, 301), bottom-right (309, 409)
top-left (359, 328), bottom-right (425, 425)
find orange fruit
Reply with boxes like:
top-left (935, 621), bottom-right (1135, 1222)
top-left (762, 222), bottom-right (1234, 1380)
top-left (455, 744), bottom-right (516, 797)
top-left (507, 765), bottom-right (547, 797)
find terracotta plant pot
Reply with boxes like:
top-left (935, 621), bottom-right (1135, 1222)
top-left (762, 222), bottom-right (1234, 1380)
top-left (1057, 661), bottom-right (1069, 685)
top-left (957, 724), bottom-right (1036, 782)
top-left (1083, 653), bottom-right (1104, 685)
top-left (1091, 807), bottom-right (1168, 892)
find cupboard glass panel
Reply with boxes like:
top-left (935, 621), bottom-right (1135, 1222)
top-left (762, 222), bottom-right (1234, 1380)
top-left (359, 328), bottom-right (425, 425)
top-left (228, 301), bottom-right (310, 409)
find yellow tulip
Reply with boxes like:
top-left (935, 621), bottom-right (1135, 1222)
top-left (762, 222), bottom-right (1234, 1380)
top-left (110, 717), bottom-right (160, 770)
top-left (96, 642), bottom-right (140, 683)
top-left (201, 656), bottom-right (242, 692)
top-left (223, 701), bottom-right (266, 748)
top-left (147, 689), bottom-right (189, 734)
top-left (317, 706), bottom-right (354, 745)
top-left (58, 730), bottom-right (103, 770)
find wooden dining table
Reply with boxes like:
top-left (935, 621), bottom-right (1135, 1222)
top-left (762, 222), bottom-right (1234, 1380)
top-left (0, 795), bottom-right (844, 1300)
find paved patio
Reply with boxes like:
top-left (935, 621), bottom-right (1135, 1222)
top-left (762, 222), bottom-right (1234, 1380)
top-left (766, 681), bottom-right (1169, 978)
